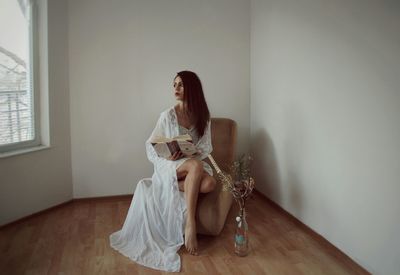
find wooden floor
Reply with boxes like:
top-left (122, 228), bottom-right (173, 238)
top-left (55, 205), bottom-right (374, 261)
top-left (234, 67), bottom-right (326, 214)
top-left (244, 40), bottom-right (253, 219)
top-left (0, 192), bottom-right (369, 275)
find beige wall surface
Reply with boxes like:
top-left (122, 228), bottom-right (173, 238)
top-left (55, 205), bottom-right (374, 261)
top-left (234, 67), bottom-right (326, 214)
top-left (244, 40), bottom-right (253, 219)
top-left (68, 0), bottom-right (250, 198)
top-left (250, 0), bottom-right (400, 274)
top-left (0, 0), bottom-right (72, 226)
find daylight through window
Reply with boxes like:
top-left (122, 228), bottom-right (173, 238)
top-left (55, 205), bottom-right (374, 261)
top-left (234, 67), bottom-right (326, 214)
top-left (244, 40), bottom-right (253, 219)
top-left (0, 0), bottom-right (36, 150)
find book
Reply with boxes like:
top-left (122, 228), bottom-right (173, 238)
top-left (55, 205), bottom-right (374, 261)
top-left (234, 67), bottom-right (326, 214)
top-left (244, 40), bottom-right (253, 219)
top-left (151, 134), bottom-right (199, 158)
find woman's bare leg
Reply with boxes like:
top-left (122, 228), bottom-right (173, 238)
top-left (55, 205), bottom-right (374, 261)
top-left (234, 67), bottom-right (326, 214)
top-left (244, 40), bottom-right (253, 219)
top-left (176, 161), bottom-right (217, 255)
top-left (176, 159), bottom-right (204, 255)
top-left (178, 172), bottom-right (216, 193)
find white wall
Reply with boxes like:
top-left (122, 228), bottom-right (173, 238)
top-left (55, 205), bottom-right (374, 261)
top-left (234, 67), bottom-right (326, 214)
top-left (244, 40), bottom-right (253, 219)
top-left (68, 0), bottom-right (250, 198)
top-left (0, 0), bottom-right (72, 226)
top-left (251, 0), bottom-right (400, 274)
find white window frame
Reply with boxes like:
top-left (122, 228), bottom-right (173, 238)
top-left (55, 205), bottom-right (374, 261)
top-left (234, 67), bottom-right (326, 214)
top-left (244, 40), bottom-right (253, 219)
top-left (0, 0), bottom-right (50, 158)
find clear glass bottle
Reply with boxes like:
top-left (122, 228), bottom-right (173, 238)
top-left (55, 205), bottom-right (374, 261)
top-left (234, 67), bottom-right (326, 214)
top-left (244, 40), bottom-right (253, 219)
top-left (234, 208), bottom-right (249, 256)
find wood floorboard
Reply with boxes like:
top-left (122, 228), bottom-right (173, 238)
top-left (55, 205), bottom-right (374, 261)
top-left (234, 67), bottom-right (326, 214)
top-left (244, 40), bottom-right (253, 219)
top-left (0, 193), bottom-right (370, 274)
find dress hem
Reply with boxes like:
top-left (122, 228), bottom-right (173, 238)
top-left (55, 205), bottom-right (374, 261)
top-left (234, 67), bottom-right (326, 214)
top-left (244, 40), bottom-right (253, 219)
top-left (109, 239), bottom-right (182, 273)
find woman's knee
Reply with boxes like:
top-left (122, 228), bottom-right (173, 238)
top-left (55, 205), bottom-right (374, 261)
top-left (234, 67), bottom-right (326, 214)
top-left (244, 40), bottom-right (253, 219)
top-left (186, 159), bottom-right (203, 173)
top-left (200, 176), bottom-right (217, 193)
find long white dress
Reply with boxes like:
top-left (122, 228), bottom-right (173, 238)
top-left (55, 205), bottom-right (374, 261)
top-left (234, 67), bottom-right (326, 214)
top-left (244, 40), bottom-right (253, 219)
top-left (109, 106), bottom-right (213, 272)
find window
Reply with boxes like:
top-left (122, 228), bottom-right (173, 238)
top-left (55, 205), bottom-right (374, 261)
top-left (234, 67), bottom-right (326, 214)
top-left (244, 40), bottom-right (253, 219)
top-left (0, 0), bottom-right (41, 154)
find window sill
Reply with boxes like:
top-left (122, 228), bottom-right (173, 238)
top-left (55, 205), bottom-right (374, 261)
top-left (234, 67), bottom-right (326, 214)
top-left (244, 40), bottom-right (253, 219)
top-left (0, 145), bottom-right (51, 159)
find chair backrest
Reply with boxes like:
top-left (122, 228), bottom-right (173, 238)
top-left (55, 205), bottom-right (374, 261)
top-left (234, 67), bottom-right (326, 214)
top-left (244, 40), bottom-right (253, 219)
top-left (209, 118), bottom-right (237, 172)
top-left (196, 117), bottom-right (237, 235)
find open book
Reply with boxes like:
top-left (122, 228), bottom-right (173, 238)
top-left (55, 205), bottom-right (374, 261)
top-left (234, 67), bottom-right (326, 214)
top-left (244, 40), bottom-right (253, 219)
top-left (151, 134), bottom-right (199, 158)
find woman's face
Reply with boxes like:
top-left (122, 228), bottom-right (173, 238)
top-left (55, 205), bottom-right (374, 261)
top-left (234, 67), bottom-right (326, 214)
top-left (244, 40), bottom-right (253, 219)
top-left (173, 76), bottom-right (184, 101)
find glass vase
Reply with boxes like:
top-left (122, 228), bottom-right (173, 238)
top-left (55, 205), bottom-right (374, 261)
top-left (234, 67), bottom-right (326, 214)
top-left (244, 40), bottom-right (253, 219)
top-left (234, 207), bottom-right (249, 256)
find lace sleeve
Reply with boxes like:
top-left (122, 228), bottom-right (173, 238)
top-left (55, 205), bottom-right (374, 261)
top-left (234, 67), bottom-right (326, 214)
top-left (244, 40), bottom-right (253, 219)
top-left (196, 120), bottom-right (213, 160)
top-left (145, 113), bottom-right (169, 166)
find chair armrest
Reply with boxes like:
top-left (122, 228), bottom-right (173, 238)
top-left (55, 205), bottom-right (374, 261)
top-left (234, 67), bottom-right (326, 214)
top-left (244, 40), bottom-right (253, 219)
top-left (196, 172), bottom-right (233, 236)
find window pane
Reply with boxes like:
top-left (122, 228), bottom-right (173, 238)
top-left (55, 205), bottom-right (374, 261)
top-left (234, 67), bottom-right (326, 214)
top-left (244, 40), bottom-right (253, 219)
top-left (0, 0), bottom-right (34, 145)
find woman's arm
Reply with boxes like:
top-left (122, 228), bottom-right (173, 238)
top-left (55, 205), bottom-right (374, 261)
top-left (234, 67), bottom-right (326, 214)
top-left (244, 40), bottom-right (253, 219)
top-left (145, 113), bottom-right (184, 164)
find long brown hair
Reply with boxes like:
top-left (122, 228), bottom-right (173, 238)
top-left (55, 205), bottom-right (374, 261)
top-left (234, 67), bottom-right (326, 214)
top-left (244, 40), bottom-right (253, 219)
top-left (175, 71), bottom-right (210, 137)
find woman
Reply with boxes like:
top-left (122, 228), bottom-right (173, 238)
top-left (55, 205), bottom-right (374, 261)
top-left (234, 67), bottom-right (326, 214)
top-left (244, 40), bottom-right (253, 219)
top-left (110, 71), bottom-right (216, 272)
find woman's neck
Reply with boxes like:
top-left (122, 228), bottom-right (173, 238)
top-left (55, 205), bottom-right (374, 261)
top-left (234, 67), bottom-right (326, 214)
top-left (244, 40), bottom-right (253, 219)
top-left (177, 102), bottom-right (188, 114)
top-left (175, 102), bottom-right (193, 128)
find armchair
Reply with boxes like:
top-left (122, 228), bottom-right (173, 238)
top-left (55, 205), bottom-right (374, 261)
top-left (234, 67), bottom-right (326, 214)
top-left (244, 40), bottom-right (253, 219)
top-left (196, 118), bottom-right (237, 236)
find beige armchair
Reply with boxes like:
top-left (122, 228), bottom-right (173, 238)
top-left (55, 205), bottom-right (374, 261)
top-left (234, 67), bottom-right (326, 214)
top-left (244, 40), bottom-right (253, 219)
top-left (196, 118), bottom-right (237, 236)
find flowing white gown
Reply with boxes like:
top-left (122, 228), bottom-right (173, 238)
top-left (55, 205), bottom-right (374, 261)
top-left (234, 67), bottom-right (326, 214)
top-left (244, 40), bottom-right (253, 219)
top-left (109, 106), bottom-right (213, 272)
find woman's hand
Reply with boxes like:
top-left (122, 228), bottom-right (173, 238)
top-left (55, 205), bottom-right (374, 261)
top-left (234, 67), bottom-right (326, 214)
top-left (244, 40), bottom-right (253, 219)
top-left (167, 151), bottom-right (184, 161)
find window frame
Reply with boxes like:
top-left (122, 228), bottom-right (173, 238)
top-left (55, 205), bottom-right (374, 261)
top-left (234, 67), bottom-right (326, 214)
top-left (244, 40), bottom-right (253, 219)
top-left (0, 1), bottom-right (42, 154)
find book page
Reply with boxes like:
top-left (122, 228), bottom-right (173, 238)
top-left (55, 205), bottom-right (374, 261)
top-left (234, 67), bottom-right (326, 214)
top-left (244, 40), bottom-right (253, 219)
top-left (173, 134), bottom-right (192, 141)
top-left (152, 143), bottom-right (172, 158)
top-left (151, 136), bottom-right (171, 143)
top-left (177, 140), bottom-right (198, 156)
top-left (151, 134), bottom-right (192, 143)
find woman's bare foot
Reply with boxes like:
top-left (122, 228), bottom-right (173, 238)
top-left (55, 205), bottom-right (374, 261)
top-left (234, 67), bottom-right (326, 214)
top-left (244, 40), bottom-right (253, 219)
top-left (184, 222), bottom-right (198, 255)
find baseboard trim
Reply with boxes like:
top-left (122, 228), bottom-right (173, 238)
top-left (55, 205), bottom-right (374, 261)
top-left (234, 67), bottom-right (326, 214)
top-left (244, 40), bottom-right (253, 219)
top-left (254, 189), bottom-right (370, 275)
top-left (73, 194), bottom-right (133, 203)
top-left (0, 194), bottom-right (134, 229)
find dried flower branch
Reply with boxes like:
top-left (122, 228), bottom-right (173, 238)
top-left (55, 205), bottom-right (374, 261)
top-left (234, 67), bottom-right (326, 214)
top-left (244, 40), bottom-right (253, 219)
top-left (207, 154), bottom-right (255, 211)
top-left (230, 154), bottom-right (253, 182)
